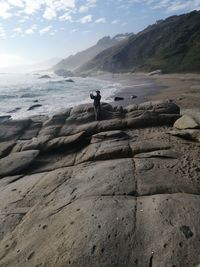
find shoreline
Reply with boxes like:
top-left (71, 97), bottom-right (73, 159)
top-left (0, 73), bottom-right (162, 121)
top-left (94, 72), bottom-right (200, 111)
top-left (94, 72), bottom-right (164, 107)
top-left (1, 72), bottom-right (199, 122)
top-left (0, 73), bottom-right (120, 121)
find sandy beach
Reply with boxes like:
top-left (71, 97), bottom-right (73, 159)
top-left (94, 72), bottom-right (163, 107)
top-left (95, 72), bottom-right (200, 111)
top-left (149, 73), bottom-right (200, 111)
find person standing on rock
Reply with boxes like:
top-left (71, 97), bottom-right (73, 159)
top-left (90, 90), bottom-right (101, 121)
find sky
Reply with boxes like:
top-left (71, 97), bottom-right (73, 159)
top-left (0, 0), bottom-right (200, 68)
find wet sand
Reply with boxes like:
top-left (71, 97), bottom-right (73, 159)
top-left (148, 73), bottom-right (200, 111)
top-left (94, 72), bottom-right (167, 107)
top-left (94, 72), bottom-right (200, 110)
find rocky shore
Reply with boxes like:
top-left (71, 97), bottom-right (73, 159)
top-left (0, 100), bottom-right (200, 266)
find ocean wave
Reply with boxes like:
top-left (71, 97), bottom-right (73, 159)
top-left (49, 80), bottom-right (70, 84)
top-left (0, 73), bottom-right (121, 119)
top-left (0, 94), bottom-right (17, 100)
top-left (21, 93), bottom-right (42, 98)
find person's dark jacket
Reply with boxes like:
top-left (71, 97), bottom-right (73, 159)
top-left (90, 94), bottom-right (101, 107)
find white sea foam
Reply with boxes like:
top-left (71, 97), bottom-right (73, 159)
top-left (0, 73), bottom-right (122, 119)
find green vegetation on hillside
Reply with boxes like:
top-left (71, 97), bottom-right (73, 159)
top-left (78, 11), bottom-right (200, 74)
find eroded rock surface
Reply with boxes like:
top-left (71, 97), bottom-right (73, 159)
top-left (174, 114), bottom-right (200, 129)
top-left (0, 150), bottom-right (39, 177)
top-left (0, 100), bottom-right (200, 267)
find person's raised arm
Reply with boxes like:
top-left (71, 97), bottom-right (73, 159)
top-left (90, 94), bottom-right (98, 100)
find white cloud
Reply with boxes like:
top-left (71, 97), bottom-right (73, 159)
top-left (25, 29), bottom-right (34, 34)
top-left (42, 0), bottom-right (76, 20)
top-left (0, 27), bottom-right (6, 38)
top-left (166, 3), bottom-right (191, 12)
top-left (130, 0), bottom-right (200, 13)
top-left (95, 17), bottom-right (106, 23)
top-left (0, 0), bottom-right (199, 23)
top-left (87, 0), bottom-right (97, 4)
top-left (59, 13), bottom-right (72, 22)
top-left (24, 0), bottom-right (42, 15)
top-left (79, 5), bottom-right (89, 13)
top-left (0, 0), bottom-right (199, 40)
top-left (39, 25), bottom-right (52, 35)
top-left (82, 30), bottom-right (91, 34)
top-left (43, 7), bottom-right (57, 19)
top-left (70, 28), bottom-right (78, 33)
top-left (18, 15), bottom-right (29, 23)
top-left (111, 19), bottom-right (120, 24)
top-left (0, 0), bottom-right (76, 20)
top-left (51, 0), bottom-right (75, 10)
top-left (79, 14), bottom-right (93, 24)
top-left (79, 0), bottom-right (96, 13)
top-left (7, 0), bottom-right (24, 8)
top-left (42, 0), bottom-right (76, 19)
top-left (0, 2), bottom-right (12, 19)
top-left (25, 24), bottom-right (38, 35)
top-left (165, 0), bottom-right (200, 13)
top-left (11, 27), bottom-right (23, 37)
top-left (13, 27), bottom-right (23, 33)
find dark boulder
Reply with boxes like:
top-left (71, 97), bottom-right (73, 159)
top-left (131, 95), bottom-right (137, 99)
top-left (27, 104), bottom-right (42, 111)
top-left (65, 79), bottom-right (74, 83)
top-left (0, 116), bottom-right (11, 123)
top-left (114, 97), bottom-right (124, 101)
top-left (38, 75), bottom-right (51, 79)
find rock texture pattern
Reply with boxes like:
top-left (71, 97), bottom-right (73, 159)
top-left (0, 100), bottom-right (200, 267)
top-left (174, 114), bottom-right (200, 129)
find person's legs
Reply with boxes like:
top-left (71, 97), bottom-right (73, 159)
top-left (96, 106), bottom-right (101, 120)
top-left (94, 106), bottom-right (98, 120)
top-left (94, 105), bottom-right (101, 121)
top-left (97, 106), bottom-right (101, 121)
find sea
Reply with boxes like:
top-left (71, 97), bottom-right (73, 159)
top-left (0, 72), bottom-right (122, 119)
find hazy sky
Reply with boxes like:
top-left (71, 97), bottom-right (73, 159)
top-left (0, 0), bottom-right (199, 67)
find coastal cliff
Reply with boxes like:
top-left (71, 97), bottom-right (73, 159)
top-left (53, 34), bottom-right (131, 73)
top-left (76, 11), bottom-right (200, 74)
top-left (0, 100), bottom-right (200, 266)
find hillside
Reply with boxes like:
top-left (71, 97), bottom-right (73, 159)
top-left (78, 11), bottom-right (200, 74)
top-left (53, 34), bottom-right (132, 72)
